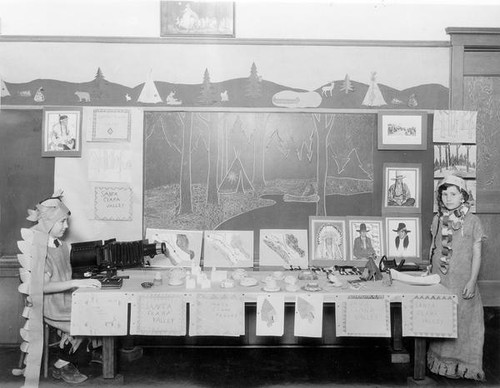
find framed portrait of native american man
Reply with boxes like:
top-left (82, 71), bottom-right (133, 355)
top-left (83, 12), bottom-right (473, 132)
top-left (382, 163), bottom-right (421, 214)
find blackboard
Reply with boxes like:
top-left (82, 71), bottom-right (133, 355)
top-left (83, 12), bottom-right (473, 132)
top-left (0, 109), bottom-right (54, 256)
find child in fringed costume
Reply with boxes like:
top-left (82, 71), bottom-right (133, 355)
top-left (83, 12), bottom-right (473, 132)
top-left (428, 174), bottom-right (486, 381)
top-left (14, 190), bottom-right (101, 387)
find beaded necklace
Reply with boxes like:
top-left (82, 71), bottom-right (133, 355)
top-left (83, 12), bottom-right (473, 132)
top-left (438, 203), bottom-right (470, 274)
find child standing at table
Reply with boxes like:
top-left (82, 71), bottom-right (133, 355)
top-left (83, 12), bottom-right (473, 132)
top-left (427, 174), bottom-right (486, 381)
top-left (18, 190), bottom-right (101, 386)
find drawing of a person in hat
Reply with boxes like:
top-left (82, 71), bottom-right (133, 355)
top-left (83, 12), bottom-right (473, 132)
top-left (393, 222), bottom-right (411, 257)
top-left (387, 172), bottom-right (415, 206)
top-left (352, 223), bottom-right (376, 259)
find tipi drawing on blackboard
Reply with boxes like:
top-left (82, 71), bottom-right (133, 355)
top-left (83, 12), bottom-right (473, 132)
top-left (219, 153), bottom-right (254, 194)
top-left (138, 70), bottom-right (162, 103)
top-left (362, 72), bottom-right (386, 107)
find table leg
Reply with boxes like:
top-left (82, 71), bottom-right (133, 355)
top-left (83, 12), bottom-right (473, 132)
top-left (413, 337), bottom-right (426, 380)
top-left (102, 336), bottom-right (116, 379)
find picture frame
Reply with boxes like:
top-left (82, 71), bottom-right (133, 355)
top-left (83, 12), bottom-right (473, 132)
top-left (203, 230), bottom-right (254, 268)
top-left (145, 228), bottom-right (203, 268)
top-left (160, 1), bottom-right (235, 37)
top-left (382, 163), bottom-right (421, 214)
top-left (347, 217), bottom-right (385, 262)
top-left (309, 216), bottom-right (348, 267)
top-left (42, 107), bottom-right (82, 157)
top-left (91, 108), bottom-right (131, 142)
top-left (385, 216), bottom-right (421, 260)
top-left (378, 110), bottom-right (427, 150)
top-left (259, 229), bottom-right (309, 269)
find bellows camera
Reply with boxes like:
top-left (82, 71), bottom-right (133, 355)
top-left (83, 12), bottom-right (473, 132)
top-left (70, 238), bottom-right (166, 277)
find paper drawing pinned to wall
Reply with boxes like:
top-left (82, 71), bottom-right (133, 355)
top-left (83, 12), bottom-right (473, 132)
top-left (34, 87), bottom-right (45, 102)
top-left (204, 230), bottom-right (254, 268)
top-left (260, 229), bottom-right (308, 268)
top-left (220, 90), bottom-right (229, 102)
top-left (1, 78), bottom-right (10, 97)
top-left (321, 82), bottom-right (335, 97)
top-left (362, 72), bottom-right (386, 107)
top-left (138, 70), bottom-right (162, 103)
top-left (340, 74), bottom-right (354, 94)
top-left (75, 91), bottom-right (91, 102)
top-left (166, 91), bottom-right (182, 105)
top-left (272, 90), bottom-right (322, 108)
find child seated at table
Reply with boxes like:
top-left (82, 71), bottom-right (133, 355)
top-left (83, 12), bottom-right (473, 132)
top-left (20, 190), bottom-right (102, 385)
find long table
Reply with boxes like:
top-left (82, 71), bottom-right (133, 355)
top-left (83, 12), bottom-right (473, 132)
top-left (71, 269), bottom-right (456, 381)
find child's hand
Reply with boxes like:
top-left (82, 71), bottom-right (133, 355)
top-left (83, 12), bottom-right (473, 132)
top-left (462, 280), bottom-right (476, 299)
top-left (74, 279), bottom-right (102, 289)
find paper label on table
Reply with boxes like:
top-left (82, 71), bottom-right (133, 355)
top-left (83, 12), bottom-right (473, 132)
top-left (402, 294), bottom-right (457, 338)
top-left (335, 294), bottom-right (391, 337)
top-left (130, 293), bottom-right (186, 336)
top-left (70, 292), bottom-right (128, 335)
top-left (294, 294), bottom-right (323, 338)
top-left (256, 294), bottom-right (285, 336)
top-left (189, 293), bottom-right (244, 336)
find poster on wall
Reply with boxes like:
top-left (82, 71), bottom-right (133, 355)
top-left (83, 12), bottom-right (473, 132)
top-left (42, 108), bottom-right (82, 157)
top-left (92, 182), bottom-right (133, 221)
top-left (91, 108), bottom-right (131, 142)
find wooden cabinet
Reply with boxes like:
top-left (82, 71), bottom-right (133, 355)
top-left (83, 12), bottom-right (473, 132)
top-left (448, 28), bottom-right (500, 292)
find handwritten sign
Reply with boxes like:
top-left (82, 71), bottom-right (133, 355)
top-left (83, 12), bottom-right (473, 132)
top-left (294, 294), bottom-right (324, 338)
top-left (130, 293), bottom-right (186, 336)
top-left (93, 183), bottom-right (133, 221)
top-left (336, 294), bottom-right (391, 337)
top-left (256, 294), bottom-right (285, 336)
top-left (402, 294), bottom-right (457, 338)
top-left (92, 109), bottom-right (131, 142)
top-left (70, 291), bottom-right (128, 336)
top-left (189, 293), bottom-right (244, 336)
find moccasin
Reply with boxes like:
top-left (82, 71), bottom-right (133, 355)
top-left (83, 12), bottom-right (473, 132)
top-left (52, 363), bottom-right (88, 384)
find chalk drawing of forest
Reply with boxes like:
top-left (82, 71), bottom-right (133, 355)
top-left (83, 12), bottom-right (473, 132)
top-left (144, 112), bottom-right (375, 232)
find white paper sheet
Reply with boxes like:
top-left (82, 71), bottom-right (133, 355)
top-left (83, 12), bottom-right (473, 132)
top-left (256, 294), bottom-right (285, 336)
top-left (335, 294), bottom-right (391, 337)
top-left (130, 293), bottom-right (186, 336)
top-left (70, 291), bottom-right (129, 336)
top-left (402, 294), bottom-right (457, 338)
top-left (88, 149), bottom-right (133, 182)
top-left (189, 293), bottom-right (245, 336)
top-left (294, 294), bottom-right (324, 338)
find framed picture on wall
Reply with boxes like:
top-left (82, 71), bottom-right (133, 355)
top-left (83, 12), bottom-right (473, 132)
top-left (309, 216), bottom-right (347, 266)
top-left (160, 1), bottom-right (235, 37)
top-left (378, 111), bottom-right (427, 150)
top-left (42, 107), bottom-right (82, 157)
top-left (385, 216), bottom-right (421, 260)
top-left (347, 217), bottom-right (385, 262)
top-left (382, 163), bottom-right (421, 214)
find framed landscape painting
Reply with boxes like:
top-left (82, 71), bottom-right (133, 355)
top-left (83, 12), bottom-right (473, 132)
top-left (378, 111), bottom-right (427, 150)
top-left (160, 1), bottom-right (235, 37)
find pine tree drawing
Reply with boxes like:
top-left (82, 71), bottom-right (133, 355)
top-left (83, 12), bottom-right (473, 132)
top-left (340, 74), bottom-right (354, 94)
top-left (362, 72), bottom-right (387, 107)
top-left (245, 62), bottom-right (263, 100)
top-left (198, 68), bottom-right (218, 105)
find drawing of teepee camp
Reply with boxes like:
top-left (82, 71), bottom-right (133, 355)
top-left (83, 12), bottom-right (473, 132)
top-left (219, 153), bottom-right (254, 194)
top-left (138, 69), bottom-right (162, 103)
top-left (1, 78), bottom-right (11, 97)
top-left (362, 71), bottom-right (386, 107)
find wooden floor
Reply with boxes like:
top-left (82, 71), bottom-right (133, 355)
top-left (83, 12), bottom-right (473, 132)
top-left (0, 308), bottom-right (498, 387)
